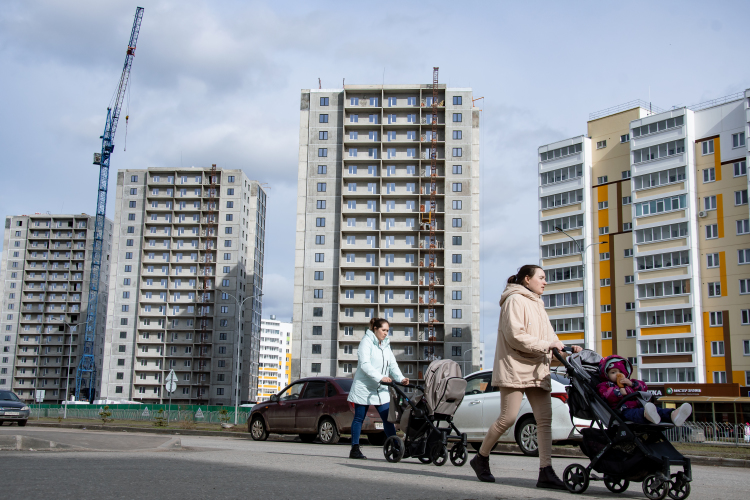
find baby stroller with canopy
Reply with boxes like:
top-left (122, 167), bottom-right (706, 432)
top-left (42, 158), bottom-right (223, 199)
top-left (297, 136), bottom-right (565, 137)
top-left (552, 347), bottom-right (692, 499)
top-left (381, 359), bottom-right (468, 466)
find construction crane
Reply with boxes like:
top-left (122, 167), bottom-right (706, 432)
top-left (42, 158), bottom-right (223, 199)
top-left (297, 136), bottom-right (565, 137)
top-left (77, 7), bottom-right (144, 401)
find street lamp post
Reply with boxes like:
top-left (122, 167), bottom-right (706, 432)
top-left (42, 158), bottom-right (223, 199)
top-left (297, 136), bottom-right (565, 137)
top-left (554, 227), bottom-right (600, 350)
top-left (461, 346), bottom-right (479, 376)
top-left (224, 291), bottom-right (262, 425)
top-left (61, 321), bottom-right (85, 419)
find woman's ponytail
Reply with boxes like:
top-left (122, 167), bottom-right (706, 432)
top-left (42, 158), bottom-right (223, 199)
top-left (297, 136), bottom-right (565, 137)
top-left (508, 265), bottom-right (543, 286)
top-left (369, 317), bottom-right (389, 331)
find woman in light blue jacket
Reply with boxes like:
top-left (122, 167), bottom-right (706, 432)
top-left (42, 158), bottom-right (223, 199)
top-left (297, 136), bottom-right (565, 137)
top-left (347, 317), bottom-right (408, 459)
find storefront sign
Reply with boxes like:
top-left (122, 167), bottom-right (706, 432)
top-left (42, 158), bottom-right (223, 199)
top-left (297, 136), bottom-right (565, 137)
top-left (647, 383), bottom-right (740, 398)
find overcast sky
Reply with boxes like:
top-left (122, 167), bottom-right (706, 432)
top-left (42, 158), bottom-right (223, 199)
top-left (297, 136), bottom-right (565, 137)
top-left (1, 0), bottom-right (748, 364)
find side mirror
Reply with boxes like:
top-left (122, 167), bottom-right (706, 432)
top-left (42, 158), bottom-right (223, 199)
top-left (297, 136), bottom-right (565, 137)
top-left (270, 394), bottom-right (279, 403)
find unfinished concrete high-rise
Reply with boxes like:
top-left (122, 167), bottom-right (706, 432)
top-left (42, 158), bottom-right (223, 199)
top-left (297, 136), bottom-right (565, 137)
top-left (293, 84), bottom-right (481, 385)
top-left (0, 214), bottom-right (113, 403)
top-left (98, 167), bottom-right (266, 406)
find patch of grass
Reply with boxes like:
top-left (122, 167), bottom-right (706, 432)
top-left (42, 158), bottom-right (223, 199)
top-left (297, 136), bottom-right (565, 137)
top-left (672, 442), bottom-right (750, 461)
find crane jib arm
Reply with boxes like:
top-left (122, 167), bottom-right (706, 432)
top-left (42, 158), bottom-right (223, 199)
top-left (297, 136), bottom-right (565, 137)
top-left (76, 7), bottom-right (144, 401)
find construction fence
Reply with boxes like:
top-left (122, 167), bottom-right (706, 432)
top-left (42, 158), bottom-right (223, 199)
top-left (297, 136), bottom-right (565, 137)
top-left (29, 403), bottom-right (251, 426)
top-left (662, 421), bottom-right (750, 447)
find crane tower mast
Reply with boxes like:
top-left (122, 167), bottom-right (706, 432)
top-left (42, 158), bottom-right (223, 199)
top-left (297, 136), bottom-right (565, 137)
top-left (77, 7), bottom-right (144, 401)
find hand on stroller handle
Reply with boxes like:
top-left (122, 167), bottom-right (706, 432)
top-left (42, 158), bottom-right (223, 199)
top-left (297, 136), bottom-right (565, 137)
top-left (381, 380), bottom-right (423, 391)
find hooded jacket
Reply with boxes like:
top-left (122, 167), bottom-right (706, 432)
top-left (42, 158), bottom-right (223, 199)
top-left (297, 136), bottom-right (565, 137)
top-left (491, 284), bottom-right (560, 391)
top-left (347, 329), bottom-right (405, 405)
top-left (596, 354), bottom-right (647, 409)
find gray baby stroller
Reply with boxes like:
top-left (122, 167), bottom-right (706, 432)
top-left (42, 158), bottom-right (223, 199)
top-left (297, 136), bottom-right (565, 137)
top-left (382, 359), bottom-right (468, 466)
top-left (553, 347), bottom-right (692, 499)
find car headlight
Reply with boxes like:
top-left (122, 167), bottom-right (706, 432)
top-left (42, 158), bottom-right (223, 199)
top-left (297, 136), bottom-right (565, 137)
top-left (21, 406), bottom-right (30, 411)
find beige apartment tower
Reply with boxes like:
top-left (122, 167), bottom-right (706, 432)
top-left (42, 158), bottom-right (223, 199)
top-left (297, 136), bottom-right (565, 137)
top-left (293, 83), bottom-right (481, 384)
top-left (539, 90), bottom-right (750, 388)
top-left (99, 167), bottom-right (266, 406)
top-left (0, 214), bottom-right (113, 403)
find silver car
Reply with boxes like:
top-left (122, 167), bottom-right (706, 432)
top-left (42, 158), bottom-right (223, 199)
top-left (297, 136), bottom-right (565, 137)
top-left (0, 390), bottom-right (31, 426)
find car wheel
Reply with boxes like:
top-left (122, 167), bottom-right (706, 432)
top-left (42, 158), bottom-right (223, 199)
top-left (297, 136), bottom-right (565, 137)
top-left (514, 416), bottom-right (539, 456)
top-left (249, 416), bottom-right (268, 441)
top-left (318, 417), bottom-right (340, 445)
top-left (299, 433), bottom-right (316, 443)
top-left (366, 432), bottom-right (386, 447)
top-left (17, 420), bottom-right (27, 428)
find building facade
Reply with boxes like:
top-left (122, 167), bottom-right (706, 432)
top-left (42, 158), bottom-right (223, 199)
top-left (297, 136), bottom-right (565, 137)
top-left (258, 315), bottom-right (292, 401)
top-left (99, 166), bottom-right (266, 406)
top-left (293, 84), bottom-right (481, 383)
top-left (0, 214), bottom-right (113, 403)
top-left (539, 90), bottom-right (750, 388)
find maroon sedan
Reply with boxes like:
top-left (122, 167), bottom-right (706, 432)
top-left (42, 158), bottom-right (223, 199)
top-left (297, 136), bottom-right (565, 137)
top-left (248, 377), bottom-right (388, 445)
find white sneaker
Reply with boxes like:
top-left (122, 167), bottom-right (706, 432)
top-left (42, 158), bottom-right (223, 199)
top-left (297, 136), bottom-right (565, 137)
top-left (671, 403), bottom-right (692, 427)
top-left (643, 402), bottom-right (661, 424)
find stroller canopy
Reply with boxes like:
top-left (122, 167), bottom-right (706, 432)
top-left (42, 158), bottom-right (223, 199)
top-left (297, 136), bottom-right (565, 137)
top-left (422, 359), bottom-right (467, 416)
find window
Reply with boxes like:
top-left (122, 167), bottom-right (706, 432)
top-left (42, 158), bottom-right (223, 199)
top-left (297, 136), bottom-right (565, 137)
top-left (317, 165), bottom-right (327, 174)
top-left (599, 227), bottom-right (609, 235)
top-left (734, 160), bottom-right (747, 177)
top-left (452, 218), bottom-right (462, 228)
top-left (600, 278), bottom-right (610, 286)
top-left (315, 235), bottom-right (325, 245)
top-left (320, 97), bottom-right (329, 106)
top-left (315, 253), bottom-right (324, 262)
top-left (123, 278), bottom-right (130, 285)
top-left (635, 222), bottom-right (688, 244)
top-left (601, 305), bottom-right (611, 313)
top-left (739, 249), bottom-right (750, 264)
top-left (620, 135), bottom-right (630, 143)
top-left (709, 311), bottom-right (722, 326)
top-left (539, 214), bottom-right (584, 235)
top-left (451, 309), bottom-right (462, 319)
top-left (127, 226), bottom-right (134, 234)
top-left (452, 182), bottom-right (462, 192)
top-left (637, 279), bottom-right (689, 299)
top-left (740, 279), bottom-right (750, 295)
top-left (314, 271), bottom-right (324, 280)
top-left (318, 131), bottom-right (328, 140)
top-left (312, 326), bottom-right (322, 336)
top-left (713, 371), bottom-right (727, 383)
top-left (130, 188), bottom-right (137, 195)
top-left (540, 143), bottom-right (582, 161)
top-left (311, 363), bottom-right (321, 373)
top-left (452, 254), bottom-right (462, 264)
top-left (226, 201), bottom-right (234, 208)
top-left (319, 114), bottom-right (328, 123)
top-left (452, 148), bottom-right (462, 157)
top-left (452, 290), bottom-right (462, 300)
top-left (706, 224), bottom-right (718, 239)
top-left (452, 113), bottom-right (462, 122)
top-left (704, 195), bottom-right (717, 211)
top-left (596, 140), bottom-right (607, 149)
top-left (598, 201), bottom-right (609, 209)
top-left (453, 96), bottom-right (462, 105)
top-left (314, 289), bottom-right (323, 299)
top-left (706, 253), bottom-right (720, 268)
top-left (743, 311), bottom-right (750, 326)
top-left (634, 167), bottom-right (686, 190)
top-left (317, 182), bottom-right (326, 192)
top-left (540, 189), bottom-right (583, 209)
top-left (318, 148), bottom-right (328, 157)
top-left (313, 308), bottom-right (323, 317)
top-left (633, 139), bottom-right (685, 163)
top-left (452, 236), bottom-right (462, 245)
top-left (542, 292), bottom-right (584, 308)
top-left (732, 132), bottom-right (745, 148)
top-left (452, 130), bottom-right (462, 140)
top-left (625, 275), bottom-right (634, 284)
top-left (626, 329), bottom-right (636, 338)
top-left (542, 240), bottom-right (583, 258)
top-left (600, 252), bottom-right (610, 260)
top-left (544, 265), bottom-right (583, 283)
top-left (452, 272), bottom-right (462, 282)
top-left (735, 190), bottom-right (748, 206)
top-left (316, 217), bottom-right (325, 227)
top-left (702, 139), bottom-right (714, 155)
top-left (625, 302), bottom-right (635, 311)
top-left (602, 331), bottom-right (612, 339)
top-left (632, 115), bottom-right (683, 138)
top-left (623, 222), bottom-right (633, 231)
top-left (622, 196), bottom-right (632, 205)
top-left (738, 219), bottom-right (750, 235)
top-left (635, 194), bottom-right (687, 217)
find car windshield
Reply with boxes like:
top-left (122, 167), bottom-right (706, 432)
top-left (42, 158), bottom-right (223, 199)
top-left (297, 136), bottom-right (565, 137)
top-left (334, 379), bottom-right (353, 393)
top-left (0, 391), bottom-right (21, 402)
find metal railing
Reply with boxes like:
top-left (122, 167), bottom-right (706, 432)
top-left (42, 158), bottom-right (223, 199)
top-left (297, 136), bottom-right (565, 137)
top-left (663, 422), bottom-right (750, 447)
top-left (30, 407), bottom-right (251, 425)
top-left (686, 92), bottom-right (745, 112)
top-left (589, 100), bottom-right (666, 121)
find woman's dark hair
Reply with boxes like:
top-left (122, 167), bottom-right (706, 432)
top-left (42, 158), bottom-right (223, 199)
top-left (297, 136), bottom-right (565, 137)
top-left (507, 265), bottom-right (543, 285)
top-left (369, 317), bottom-right (390, 331)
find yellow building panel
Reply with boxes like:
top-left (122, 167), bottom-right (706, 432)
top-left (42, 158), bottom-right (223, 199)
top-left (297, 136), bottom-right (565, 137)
top-left (597, 184), bottom-right (609, 202)
top-left (599, 258), bottom-right (610, 280)
top-left (600, 286), bottom-right (611, 304)
top-left (598, 208), bottom-right (609, 228)
top-left (716, 193), bottom-right (724, 238)
top-left (601, 312), bottom-right (612, 331)
top-left (719, 251), bottom-right (727, 297)
top-left (639, 325), bottom-right (691, 335)
top-left (601, 339), bottom-right (612, 357)
top-left (557, 332), bottom-right (585, 341)
top-left (714, 137), bottom-right (722, 180)
top-left (702, 312), bottom-right (726, 382)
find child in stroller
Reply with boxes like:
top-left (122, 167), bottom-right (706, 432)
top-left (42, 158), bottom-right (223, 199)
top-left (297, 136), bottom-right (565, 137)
top-left (597, 355), bottom-right (692, 426)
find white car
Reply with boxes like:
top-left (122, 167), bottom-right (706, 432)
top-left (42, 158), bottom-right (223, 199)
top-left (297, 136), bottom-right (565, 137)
top-left (452, 369), bottom-right (585, 455)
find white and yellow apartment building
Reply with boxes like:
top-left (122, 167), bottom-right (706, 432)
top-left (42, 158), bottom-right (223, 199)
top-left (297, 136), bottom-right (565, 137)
top-left (539, 90), bottom-right (750, 388)
top-left (257, 315), bottom-right (292, 401)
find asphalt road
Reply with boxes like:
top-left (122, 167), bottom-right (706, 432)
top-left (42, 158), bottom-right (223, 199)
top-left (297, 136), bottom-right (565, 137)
top-left (0, 427), bottom-right (745, 500)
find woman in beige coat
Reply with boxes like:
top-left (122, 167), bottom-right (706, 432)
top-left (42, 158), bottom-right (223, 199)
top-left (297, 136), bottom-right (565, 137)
top-left (470, 265), bottom-right (581, 490)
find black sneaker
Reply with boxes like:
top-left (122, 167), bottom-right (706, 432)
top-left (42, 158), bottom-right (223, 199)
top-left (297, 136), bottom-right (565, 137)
top-left (349, 445), bottom-right (367, 460)
top-left (536, 466), bottom-right (566, 490)
top-left (469, 452), bottom-right (495, 482)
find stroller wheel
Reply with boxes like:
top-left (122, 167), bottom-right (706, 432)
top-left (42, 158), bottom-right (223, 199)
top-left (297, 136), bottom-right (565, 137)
top-left (418, 455), bottom-right (432, 464)
top-left (642, 474), bottom-right (669, 500)
top-left (449, 443), bottom-right (468, 467)
top-left (383, 436), bottom-right (405, 463)
top-left (563, 464), bottom-right (590, 494)
top-left (430, 444), bottom-right (448, 466)
top-left (668, 473), bottom-right (691, 500)
top-left (604, 476), bottom-right (629, 493)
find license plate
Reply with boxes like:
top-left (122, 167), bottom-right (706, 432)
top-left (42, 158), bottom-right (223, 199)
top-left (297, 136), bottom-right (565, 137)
top-left (375, 422), bottom-right (383, 430)
top-left (4, 412), bottom-right (19, 416)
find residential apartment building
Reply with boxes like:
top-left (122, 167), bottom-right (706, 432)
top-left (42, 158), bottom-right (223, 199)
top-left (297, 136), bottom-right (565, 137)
top-left (539, 89), bottom-right (750, 388)
top-left (99, 166), bottom-right (266, 406)
top-left (258, 315), bottom-right (292, 401)
top-left (293, 84), bottom-right (481, 383)
top-left (0, 214), bottom-right (113, 403)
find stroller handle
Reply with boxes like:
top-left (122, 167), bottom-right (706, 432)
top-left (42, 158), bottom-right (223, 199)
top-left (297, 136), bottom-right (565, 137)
top-left (551, 346), bottom-right (574, 369)
top-left (382, 380), bottom-right (424, 392)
